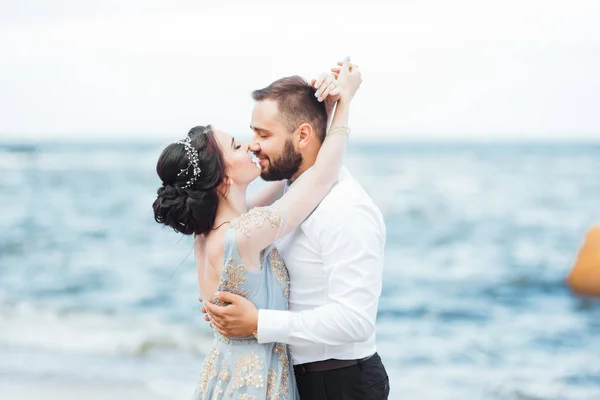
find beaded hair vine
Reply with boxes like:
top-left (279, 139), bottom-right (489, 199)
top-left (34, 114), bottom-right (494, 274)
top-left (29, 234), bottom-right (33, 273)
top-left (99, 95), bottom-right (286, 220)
top-left (173, 136), bottom-right (202, 189)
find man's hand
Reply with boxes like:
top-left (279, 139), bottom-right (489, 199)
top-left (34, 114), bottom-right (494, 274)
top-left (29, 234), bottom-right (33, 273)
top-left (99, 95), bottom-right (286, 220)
top-left (203, 292), bottom-right (258, 338)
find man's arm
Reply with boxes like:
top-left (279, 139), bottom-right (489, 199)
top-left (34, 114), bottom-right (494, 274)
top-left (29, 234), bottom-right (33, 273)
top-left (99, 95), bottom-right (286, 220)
top-left (258, 203), bottom-right (385, 346)
top-left (205, 202), bottom-right (385, 346)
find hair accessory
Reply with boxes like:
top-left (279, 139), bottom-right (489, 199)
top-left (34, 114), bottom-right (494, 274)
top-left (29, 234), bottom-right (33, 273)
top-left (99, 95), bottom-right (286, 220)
top-left (173, 136), bottom-right (201, 188)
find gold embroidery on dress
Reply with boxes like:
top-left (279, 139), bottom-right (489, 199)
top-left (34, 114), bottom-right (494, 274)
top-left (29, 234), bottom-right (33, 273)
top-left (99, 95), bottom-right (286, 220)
top-left (266, 368), bottom-right (278, 399)
top-left (273, 343), bottom-right (290, 399)
top-left (268, 248), bottom-right (291, 307)
top-left (211, 362), bottom-right (229, 400)
top-left (237, 395), bottom-right (257, 400)
top-left (212, 382), bottom-right (223, 400)
top-left (231, 206), bottom-right (283, 238)
top-left (198, 347), bottom-right (219, 399)
top-left (219, 362), bottom-right (230, 382)
top-left (226, 352), bottom-right (265, 395)
top-left (212, 257), bottom-right (249, 307)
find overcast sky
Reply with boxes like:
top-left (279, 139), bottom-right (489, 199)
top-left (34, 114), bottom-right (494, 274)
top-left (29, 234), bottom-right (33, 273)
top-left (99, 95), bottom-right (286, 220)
top-left (1, 0), bottom-right (599, 141)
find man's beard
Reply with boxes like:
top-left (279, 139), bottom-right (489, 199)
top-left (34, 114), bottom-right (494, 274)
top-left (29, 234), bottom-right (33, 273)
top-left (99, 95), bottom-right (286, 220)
top-left (260, 138), bottom-right (303, 181)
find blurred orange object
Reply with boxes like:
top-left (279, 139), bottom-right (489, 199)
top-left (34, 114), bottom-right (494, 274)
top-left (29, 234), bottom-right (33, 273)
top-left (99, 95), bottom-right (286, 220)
top-left (567, 225), bottom-right (600, 297)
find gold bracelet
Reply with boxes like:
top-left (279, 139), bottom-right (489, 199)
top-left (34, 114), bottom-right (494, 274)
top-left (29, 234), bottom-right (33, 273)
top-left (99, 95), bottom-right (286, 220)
top-left (326, 126), bottom-right (351, 139)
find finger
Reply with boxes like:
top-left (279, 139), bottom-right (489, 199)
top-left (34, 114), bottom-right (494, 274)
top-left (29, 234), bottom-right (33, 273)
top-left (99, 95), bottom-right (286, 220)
top-left (336, 59), bottom-right (353, 71)
top-left (216, 290), bottom-right (242, 305)
top-left (330, 86), bottom-right (341, 96)
top-left (318, 80), bottom-right (337, 102)
top-left (210, 316), bottom-right (226, 331)
top-left (205, 301), bottom-right (226, 317)
top-left (331, 67), bottom-right (341, 73)
top-left (212, 320), bottom-right (226, 334)
top-left (336, 57), bottom-right (351, 80)
top-left (198, 297), bottom-right (202, 303)
top-left (200, 306), bottom-right (207, 314)
top-left (216, 326), bottom-right (228, 336)
top-left (313, 72), bottom-right (328, 91)
top-left (317, 75), bottom-right (335, 101)
top-left (204, 315), bottom-right (210, 322)
top-left (342, 56), bottom-right (351, 73)
top-left (209, 312), bottom-right (225, 327)
top-left (310, 76), bottom-right (318, 89)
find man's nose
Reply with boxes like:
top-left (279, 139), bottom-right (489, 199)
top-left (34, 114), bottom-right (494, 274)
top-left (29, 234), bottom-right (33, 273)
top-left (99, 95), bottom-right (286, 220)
top-left (248, 143), bottom-right (261, 153)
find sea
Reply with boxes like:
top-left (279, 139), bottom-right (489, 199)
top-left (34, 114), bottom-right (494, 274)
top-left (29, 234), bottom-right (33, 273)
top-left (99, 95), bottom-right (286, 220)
top-left (0, 139), bottom-right (599, 400)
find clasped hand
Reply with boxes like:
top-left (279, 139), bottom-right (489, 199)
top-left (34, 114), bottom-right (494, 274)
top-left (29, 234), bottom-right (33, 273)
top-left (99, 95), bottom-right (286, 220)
top-left (201, 291), bottom-right (258, 338)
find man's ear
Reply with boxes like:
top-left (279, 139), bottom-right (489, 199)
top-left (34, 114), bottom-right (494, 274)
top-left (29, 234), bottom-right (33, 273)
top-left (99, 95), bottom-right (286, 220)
top-left (296, 123), bottom-right (313, 150)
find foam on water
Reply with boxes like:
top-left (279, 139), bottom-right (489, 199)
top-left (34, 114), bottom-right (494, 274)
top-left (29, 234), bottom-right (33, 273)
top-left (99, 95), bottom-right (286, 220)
top-left (0, 300), bottom-right (213, 357)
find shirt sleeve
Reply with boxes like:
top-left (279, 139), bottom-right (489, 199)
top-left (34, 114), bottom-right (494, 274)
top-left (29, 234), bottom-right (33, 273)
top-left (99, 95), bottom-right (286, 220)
top-left (257, 202), bottom-right (385, 346)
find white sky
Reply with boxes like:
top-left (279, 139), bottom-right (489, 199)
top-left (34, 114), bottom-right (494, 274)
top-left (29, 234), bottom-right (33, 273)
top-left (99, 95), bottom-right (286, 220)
top-left (1, 0), bottom-right (599, 141)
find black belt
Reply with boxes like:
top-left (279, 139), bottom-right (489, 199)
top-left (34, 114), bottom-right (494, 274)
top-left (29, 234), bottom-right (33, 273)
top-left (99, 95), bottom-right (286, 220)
top-left (294, 353), bottom-right (375, 375)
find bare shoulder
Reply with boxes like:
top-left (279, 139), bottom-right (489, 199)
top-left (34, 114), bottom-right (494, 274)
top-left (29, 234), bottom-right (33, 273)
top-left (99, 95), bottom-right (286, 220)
top-left (201, 226), bottom-right (229, 266)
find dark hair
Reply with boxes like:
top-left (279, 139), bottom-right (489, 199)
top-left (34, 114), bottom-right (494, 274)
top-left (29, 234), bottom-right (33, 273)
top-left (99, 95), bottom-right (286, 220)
top-left (252, 75), bottom-right (328, 142)
top-left (153, 125), bottom-right (226, 236)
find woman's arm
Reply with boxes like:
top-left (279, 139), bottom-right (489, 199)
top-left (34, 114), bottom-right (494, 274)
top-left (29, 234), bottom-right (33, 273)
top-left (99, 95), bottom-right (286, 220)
top-left (231, 58), bottom-right (362, 252)
top-left (246, 180), bottom-right (286, 210)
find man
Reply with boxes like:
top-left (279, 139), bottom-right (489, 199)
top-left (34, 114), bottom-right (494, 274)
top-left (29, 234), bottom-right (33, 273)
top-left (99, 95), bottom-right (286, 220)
top-left (204, 71), bottom-right (389, 399)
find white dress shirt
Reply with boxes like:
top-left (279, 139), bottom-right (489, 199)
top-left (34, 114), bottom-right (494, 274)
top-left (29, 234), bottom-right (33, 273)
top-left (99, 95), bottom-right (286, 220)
top-left (257, 167), bottom-right (386, 365)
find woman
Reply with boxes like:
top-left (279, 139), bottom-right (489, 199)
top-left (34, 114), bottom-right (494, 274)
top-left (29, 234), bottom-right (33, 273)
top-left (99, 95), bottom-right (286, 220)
top-left (152, 59), bottom-right (361, 399)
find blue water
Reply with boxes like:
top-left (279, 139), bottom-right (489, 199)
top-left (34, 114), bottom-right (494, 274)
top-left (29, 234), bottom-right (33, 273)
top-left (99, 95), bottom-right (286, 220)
top-left (1, 140), bottom-right (599, 399)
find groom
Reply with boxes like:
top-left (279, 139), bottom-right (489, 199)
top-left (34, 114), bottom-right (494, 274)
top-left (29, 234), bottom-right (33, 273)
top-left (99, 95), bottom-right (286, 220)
top-left (205, 71), bottom-right (389, 399)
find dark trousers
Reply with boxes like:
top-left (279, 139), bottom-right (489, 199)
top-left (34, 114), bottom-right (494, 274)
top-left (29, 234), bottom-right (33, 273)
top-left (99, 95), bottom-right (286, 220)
top-left (294, 353), bottom-right (390, 400)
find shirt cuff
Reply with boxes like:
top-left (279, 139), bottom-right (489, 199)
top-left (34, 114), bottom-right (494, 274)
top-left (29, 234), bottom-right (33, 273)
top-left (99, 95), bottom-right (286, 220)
top-left (257, 309), bottom-right (291, 344)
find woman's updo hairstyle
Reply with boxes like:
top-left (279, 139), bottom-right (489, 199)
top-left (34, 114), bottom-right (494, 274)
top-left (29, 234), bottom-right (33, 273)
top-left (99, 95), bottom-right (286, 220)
top-left (153, 125), bottom-right (226, 235)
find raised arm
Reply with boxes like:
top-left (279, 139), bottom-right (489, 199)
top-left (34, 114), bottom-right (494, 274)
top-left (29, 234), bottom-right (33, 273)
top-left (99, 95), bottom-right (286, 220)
top-left (246, 180), bottom-right (286, 209)
top-left (231, 58), bottom-right (362, 252)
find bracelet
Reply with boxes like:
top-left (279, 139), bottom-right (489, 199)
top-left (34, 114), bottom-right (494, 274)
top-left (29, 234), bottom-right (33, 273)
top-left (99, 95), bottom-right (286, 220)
top-left (326, 126), bottom-right (351, 139)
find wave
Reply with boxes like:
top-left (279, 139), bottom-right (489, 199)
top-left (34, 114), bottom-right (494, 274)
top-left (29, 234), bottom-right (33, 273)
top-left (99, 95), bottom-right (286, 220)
top-left (0, 300), bottom-right (213, 357)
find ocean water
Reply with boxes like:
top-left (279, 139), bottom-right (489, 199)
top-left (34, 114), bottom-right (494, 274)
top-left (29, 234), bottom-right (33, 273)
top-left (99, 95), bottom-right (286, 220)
top-left (1, 140), bottom-right (599, 400)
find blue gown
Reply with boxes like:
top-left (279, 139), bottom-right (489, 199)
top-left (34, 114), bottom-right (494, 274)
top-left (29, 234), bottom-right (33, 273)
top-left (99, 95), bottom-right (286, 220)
top-left (192, 225), bottom-right (299, 400)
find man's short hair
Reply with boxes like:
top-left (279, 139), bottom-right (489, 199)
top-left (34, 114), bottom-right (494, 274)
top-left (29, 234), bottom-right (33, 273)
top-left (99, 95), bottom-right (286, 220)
top-left (252, 76), bottom-right (327, 142)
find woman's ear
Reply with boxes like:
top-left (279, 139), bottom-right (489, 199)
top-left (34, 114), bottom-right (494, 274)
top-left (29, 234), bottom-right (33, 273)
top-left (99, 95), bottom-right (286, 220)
top-left (296, 123), bottom-right (313, 149)
top-left (217, 176), bottom-right (232, 197)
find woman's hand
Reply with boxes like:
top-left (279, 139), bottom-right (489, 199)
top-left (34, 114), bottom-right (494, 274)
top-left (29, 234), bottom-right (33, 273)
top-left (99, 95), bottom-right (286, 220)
top-left (312, 72), bottom-right (340, 104)
top-left (311, 57), bottom-right (362, 124)
top-left (332, 57), bottom-right (362, 103)
top-left (311, 72), bottom-right (340, 124)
